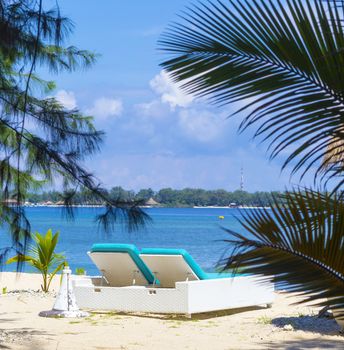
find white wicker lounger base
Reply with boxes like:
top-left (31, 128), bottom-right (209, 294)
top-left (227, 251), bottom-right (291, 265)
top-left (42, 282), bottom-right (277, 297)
top-left (73, 276), bottom-right (275, 315)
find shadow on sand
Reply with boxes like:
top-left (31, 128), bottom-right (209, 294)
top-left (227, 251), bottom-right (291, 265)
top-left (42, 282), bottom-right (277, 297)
top-left (92, 304), bottom-right (268, 321)
top-left (0, 328), bottom-right (55, 350)
top-left (272, 315), bottom-right (341, 336)
top-left (263, 338), bottom-right (344, 349)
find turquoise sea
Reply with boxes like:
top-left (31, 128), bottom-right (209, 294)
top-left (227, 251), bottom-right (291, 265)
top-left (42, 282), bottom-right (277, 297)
top-left (1, 207), bottom-right (251, 275)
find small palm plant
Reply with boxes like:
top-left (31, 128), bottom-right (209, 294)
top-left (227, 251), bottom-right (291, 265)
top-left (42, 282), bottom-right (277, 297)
top-left (6, 229), bottom-right (66, 292)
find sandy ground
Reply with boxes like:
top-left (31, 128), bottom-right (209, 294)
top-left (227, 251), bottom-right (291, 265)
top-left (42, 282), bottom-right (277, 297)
top-left (0, 272), bottom-right (343, 350)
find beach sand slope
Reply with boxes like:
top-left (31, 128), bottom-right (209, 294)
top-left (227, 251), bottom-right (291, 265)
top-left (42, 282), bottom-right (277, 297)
top-left (0, 272), bottom-right (343, 350)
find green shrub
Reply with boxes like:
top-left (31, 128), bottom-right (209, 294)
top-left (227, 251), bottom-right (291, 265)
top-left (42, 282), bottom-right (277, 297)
top-left (75, 267), bottom-right (86, 275)
top-left (6, 229), bottom-right (66, 292)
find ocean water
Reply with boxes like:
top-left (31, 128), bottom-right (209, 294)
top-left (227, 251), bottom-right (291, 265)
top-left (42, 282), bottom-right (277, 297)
top-left (1, 207), bottom-right (251, 275)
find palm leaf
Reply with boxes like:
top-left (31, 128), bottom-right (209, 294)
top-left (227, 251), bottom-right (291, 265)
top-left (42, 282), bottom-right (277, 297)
top-left (221, 189), bottom-right (344, 315)
top-left (6, 255), bottom-right (34, 264)
top-left (6, 229), bottom-right (66, 292)
top-left (159, 0), bottom-right (344, 184)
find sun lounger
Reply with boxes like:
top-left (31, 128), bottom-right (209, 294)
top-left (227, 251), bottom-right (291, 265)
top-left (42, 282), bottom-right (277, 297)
top-left (87, 243), bottom-right (157, 287)
top-left (139, 248), bottom-right (233, 287)
top-left (73, 244), bottom-right (275, 316)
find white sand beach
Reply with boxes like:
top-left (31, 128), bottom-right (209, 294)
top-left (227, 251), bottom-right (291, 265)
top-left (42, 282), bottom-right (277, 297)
top-left (0, 272), bottom-right (343, 350)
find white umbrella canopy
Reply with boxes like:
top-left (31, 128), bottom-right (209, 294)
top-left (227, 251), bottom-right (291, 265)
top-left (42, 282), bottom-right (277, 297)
top-left (145, 197), bottom-right (159, 206)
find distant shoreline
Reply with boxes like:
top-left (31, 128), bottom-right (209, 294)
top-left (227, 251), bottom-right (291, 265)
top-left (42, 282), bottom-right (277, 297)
top-left (17, 204), bottom-right (271, 209)
top-left (22, 188), bottom-right (281, 209)
top-left (192, 206), bottom-right (270, 209)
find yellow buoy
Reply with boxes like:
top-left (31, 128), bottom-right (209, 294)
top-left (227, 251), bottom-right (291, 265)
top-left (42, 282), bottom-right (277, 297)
top-left (218, 215), bottom-right (225, 219)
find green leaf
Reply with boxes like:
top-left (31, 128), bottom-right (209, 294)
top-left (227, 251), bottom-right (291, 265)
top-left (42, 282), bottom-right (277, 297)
top-left (6, 229), bottom-right (66, 292)
top-left (6, 255), bottom-right (34, 264)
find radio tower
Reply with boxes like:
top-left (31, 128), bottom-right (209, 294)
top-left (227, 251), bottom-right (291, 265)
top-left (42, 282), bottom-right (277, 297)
top-left (240, 166), bottom-right (244, 191)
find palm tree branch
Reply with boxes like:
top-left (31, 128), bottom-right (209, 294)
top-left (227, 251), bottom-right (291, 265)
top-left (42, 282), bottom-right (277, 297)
top-left (222, 230), bottom-right (344, 309)
top-left (160, 0), bottom-right (344, 179)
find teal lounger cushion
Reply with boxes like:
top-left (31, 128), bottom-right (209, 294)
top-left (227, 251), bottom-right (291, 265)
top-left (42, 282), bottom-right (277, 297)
top-left (91, 243), bottom-right (157, 285)
top-left (140, 248), bottom-right (233, 280)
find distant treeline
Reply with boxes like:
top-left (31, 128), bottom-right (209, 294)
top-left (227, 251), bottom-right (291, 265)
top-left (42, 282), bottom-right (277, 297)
top-left (26, 187), bottom-right (283, 207)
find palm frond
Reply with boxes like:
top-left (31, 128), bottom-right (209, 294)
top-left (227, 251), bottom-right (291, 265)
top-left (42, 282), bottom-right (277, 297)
top-left (222, 189), bottom-right (344, 313)
top-left (160, 0), bottom-right (344, 184)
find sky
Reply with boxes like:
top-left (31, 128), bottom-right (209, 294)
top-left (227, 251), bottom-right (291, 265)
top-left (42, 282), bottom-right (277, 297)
top-left (42, 0), bottom-right (315, 192)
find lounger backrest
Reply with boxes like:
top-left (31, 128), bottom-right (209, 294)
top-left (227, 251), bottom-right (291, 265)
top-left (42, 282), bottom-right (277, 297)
top-left (140, 248), bottom-right (207, 288)
top-left (89, 244), bottom-right (156, 287)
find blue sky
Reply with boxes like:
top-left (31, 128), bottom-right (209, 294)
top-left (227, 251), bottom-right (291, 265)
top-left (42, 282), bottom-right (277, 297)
top-left (45, 0), bottom-right (314, 192)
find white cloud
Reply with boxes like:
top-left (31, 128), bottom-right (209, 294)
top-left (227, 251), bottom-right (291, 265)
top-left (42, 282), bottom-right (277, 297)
top-left (131, 72), bottom-right (228, 144)
top-left (86, 97), bottom-right (123, 120)
top-left (150, 70), bottom-right (194, 110)
top-left (134, 99), bottom-right (170, 119)
top-left (55, 90), bottom-right (77, 109)
top-left (178, 109), bottom-right (224, 142)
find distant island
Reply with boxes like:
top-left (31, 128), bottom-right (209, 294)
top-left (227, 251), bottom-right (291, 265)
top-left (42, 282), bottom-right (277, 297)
top-left (21, 187), bottom-right (283, 208)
